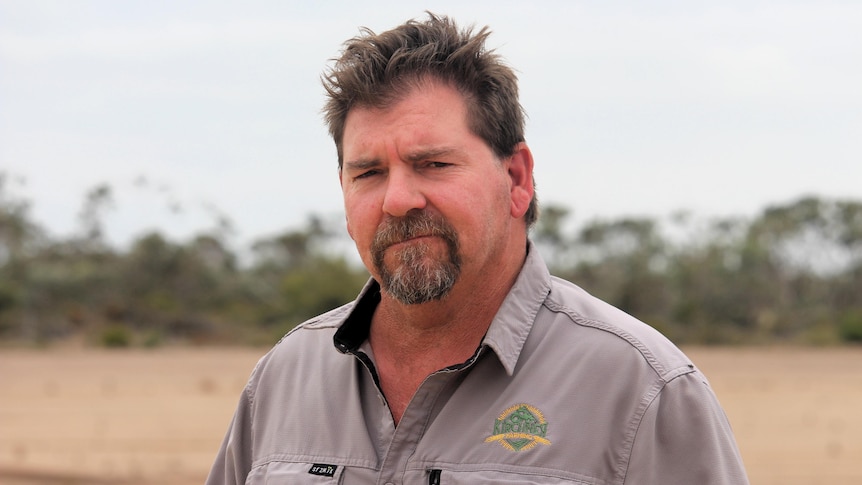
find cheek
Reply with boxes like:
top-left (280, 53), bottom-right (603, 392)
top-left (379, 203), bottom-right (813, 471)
top-left (344, 201), bottom-right (377, 246)
top-left (345, 217), bottom-right (356, 242)
top-left (345, 212), bottom-right (366, 246)
top-left (342, 193), bottom-right (361, 231)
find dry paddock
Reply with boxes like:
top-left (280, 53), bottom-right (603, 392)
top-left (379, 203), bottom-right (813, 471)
top-left (1, 346), bottom-right (860, 484)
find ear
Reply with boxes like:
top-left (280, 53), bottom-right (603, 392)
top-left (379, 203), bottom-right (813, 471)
top-left (506, 142), bottom-right (535, 219)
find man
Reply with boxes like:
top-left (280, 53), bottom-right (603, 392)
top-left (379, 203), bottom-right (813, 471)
top-left (207, 13), bottom-right (749, 484)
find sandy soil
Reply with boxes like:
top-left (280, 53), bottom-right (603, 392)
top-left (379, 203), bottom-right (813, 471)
top-left (1, 346), bottom-right (860, 484)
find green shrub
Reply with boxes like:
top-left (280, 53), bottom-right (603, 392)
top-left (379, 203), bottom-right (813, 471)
top-left (100, 325), bottom-right (131, 347)
top-left (838, 311), bottom-right (862, 343)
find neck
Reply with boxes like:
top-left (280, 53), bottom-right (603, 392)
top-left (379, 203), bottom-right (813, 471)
top-left (369, 290), bottom-right (499, 425)
top-left (371, 295), bottom-right (489, 366)
top-left (370, 237), bottom-right (527, 366)
top-left (367, 238), bottom-right (528, 425)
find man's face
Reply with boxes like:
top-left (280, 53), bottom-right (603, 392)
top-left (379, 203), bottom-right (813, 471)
top-left (339, 80), bottom-right (518, 304)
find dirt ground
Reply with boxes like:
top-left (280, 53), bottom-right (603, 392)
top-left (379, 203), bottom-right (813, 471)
top-left (1, 346), bottom-right (860, 484)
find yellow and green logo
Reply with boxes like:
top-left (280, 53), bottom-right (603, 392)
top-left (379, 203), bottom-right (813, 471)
top-left (484, 403), bottom-right (551, 451)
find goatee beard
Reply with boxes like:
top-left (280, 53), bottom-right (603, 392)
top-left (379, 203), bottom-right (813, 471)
top-left (370, 211), bottom-right (461, 305)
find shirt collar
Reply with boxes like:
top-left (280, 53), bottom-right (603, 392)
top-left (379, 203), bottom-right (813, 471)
top-left (332, 241), bottom-right (552, 376)
top-left (333, 279), bottom-right (380, 354)
top-left (481, 241), bottom-right (552, 375)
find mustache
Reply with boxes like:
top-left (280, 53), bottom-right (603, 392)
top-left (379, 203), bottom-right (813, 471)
top-left (371, 211), bottom-right (457, 252)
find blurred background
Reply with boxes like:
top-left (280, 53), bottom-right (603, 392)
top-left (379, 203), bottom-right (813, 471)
top-left (1, 0), bottom-right (860, 346)
top-left (1, 1), bottom-right (861, 483)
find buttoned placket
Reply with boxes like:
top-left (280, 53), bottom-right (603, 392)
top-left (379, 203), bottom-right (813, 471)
top-left (351, 346), bottom-right (485, 485)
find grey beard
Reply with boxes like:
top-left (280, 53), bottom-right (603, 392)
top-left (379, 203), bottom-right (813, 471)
top-left (371, 212), bottom-right (461, 305)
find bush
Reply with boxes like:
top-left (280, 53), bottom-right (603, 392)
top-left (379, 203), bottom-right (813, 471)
top-left (838, 311), bottom-right (862, 343)
top-left (100, 325), bottom-right (131, 347)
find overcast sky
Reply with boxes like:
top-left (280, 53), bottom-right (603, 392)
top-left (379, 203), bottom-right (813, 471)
top-left (2, 1), bottom-right (860, 249)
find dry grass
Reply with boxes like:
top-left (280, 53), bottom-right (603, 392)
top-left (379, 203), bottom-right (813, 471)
top-left (688, 347), bottom-right (862, 485)
top-left (1, 346), bottom-right (860, 484)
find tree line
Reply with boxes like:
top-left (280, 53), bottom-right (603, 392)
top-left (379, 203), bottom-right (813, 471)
top-left (1, 174), bottom-right (860, 346)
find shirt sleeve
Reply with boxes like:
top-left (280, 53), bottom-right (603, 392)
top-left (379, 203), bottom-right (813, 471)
top-left (205, 386), bottom-right (255, 485)
top-left (626, 371), bottom-right (750, 484)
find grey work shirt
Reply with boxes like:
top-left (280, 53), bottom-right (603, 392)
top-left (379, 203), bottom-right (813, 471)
top-left (207, 245), bottom-right (749, 484)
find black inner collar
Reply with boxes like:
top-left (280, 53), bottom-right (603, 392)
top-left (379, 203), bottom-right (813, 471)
top-left (333, 281), bottom-right (381, 353)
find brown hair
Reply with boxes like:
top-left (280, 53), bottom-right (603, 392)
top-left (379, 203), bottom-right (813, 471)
top-left (322, 12), bottom-right (538, 227)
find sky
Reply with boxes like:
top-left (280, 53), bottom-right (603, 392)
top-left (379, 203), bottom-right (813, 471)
top-left (1, 1), bottom-right (860, 250)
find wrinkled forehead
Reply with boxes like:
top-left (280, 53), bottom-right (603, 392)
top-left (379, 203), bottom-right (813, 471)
top-left (337, 74), bottom-right (479, 166)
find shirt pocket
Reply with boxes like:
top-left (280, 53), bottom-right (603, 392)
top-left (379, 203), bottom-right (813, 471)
top-left (246, 461), bottom-right (345, 485)
top-left (422, 468), bottom-right (597, 485)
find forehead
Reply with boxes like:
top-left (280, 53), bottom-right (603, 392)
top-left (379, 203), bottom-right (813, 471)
top-left (343, 82), bottom-right (471, 145)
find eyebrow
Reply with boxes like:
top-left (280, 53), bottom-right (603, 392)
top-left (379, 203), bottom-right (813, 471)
top-left (343, 147), bottom-right (459, 171)
top-left (404, 147), bottom-right (457, 163)
top-left (343, 158), bottom-right (381, 172)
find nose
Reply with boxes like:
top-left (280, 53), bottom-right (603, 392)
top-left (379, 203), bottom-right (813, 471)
top-left (381, 167), bottom-right (427, 217)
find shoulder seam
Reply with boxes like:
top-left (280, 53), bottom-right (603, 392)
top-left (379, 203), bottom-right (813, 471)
top-left (271, 303), bottom-right (354, 346)
top-left (616, 368), bottom-right (701, 484)
top-left (542, 297), bottom-right (692, 382)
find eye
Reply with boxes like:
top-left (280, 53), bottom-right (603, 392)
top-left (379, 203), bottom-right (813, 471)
top-left (354, 169), bottom-right (381, 180)
top-left (426, 161), bottom-right (451, 169)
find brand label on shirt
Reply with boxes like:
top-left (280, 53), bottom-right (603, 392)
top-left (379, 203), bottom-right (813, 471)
top-left (308, 464), bottom-right (338, 477)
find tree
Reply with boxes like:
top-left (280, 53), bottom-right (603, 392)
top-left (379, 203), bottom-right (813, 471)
top-left (247, 215), bottom-right (368, 337)
top-left (565, 217), bottom-right (673, 335)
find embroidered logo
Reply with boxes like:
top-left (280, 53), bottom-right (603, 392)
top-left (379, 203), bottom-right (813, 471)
top-left (484, 403), bottom-right (551, 451)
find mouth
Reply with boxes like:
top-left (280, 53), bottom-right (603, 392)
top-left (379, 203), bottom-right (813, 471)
top-left (388, 234), bottom-right (437, 249)
top-left (371, 212), bottom-right (458, 267)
